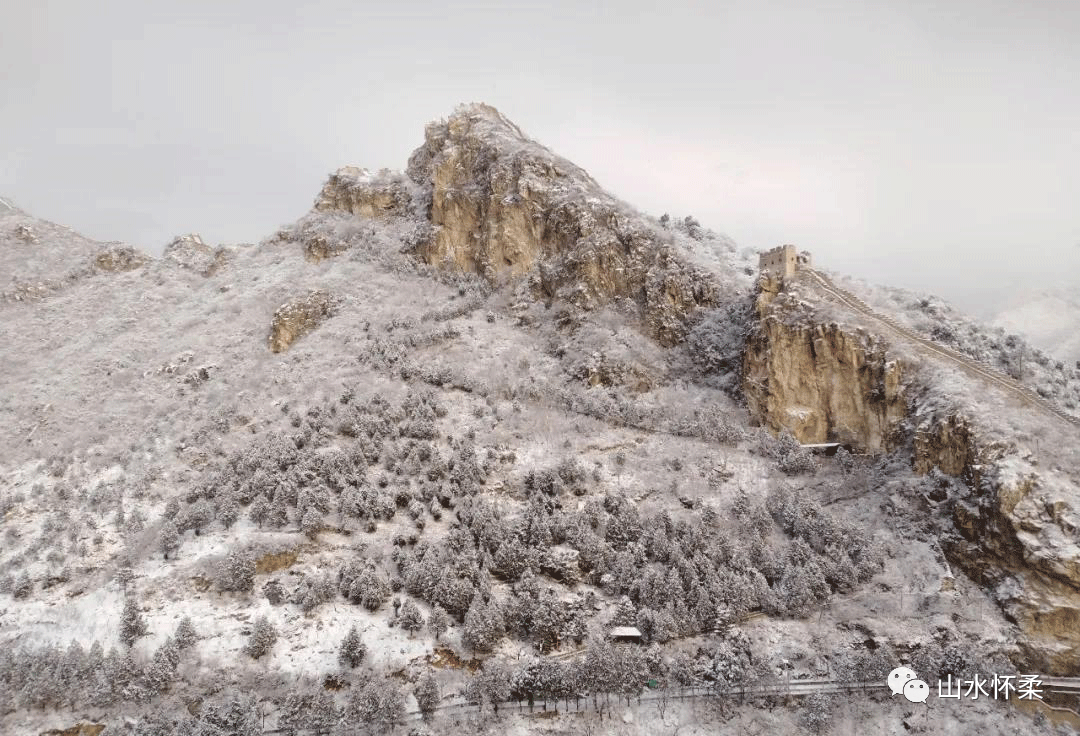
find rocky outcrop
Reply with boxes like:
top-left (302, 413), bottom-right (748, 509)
top-left (268, 290), bottom-right (338, 353)
top-left (316, 104), bottom-right (721, 345)
top-left (913, 414), bottom-right (980, 475)
top-left (164, 234), bottom-right (226, 276)
top-left (746, 268), bottom-right (1080, 672)
top-left (915, 410), bottom-right (1080, 674)
top-left (92, 244), bottom-right (148, 273)
top-left (742, 276), bottom-right (906, 451)
top-left (315, 167), bottom-right (417, 219)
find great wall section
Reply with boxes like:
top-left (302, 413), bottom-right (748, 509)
top-left (789, 265), bottom-right (1080, 431)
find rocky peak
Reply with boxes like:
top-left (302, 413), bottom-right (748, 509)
top-left (315, 103), bottom-right (723, 345)
top-left (163, 233), bottom-right (226, 277)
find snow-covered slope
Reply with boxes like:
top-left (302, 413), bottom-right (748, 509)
top-left (0, 106), bottom-right (1065, 736)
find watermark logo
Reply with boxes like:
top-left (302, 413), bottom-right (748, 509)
top-left (887, 666), bottom-right (918, 696)
top-left (887, 667), bottom-right (1044, 704)
top-left (904, 679), bottom-right (930, 703)
top-left (888, 667), bottom-right (928, 703)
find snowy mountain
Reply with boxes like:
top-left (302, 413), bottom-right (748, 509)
top-left (990, 288), bottom-right (1080, 366)
top-left (1, 105), bottom-right (1077, 736)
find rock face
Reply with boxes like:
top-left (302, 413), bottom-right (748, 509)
top-left (745, 270), bottom-right (1080, 673)
top-left (917, 412), bottom-right (1080, 675)
top-left (92, 244), bottom-right (148, 273)
top-left (315, 167), bottom-right (416, 219)
top-left (268, 291), bottom-right (337, 353)
top-left (316, 103), bottom-right (721, 345)
top-left (163, 234), bottom-right (226, 276)
top-left (742, 275), bottom-right (906, 451)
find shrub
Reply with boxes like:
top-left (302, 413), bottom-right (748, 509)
top-left (217, 549), bottom-right (256, 593)
top-left (263, 578), bottom-right (285, 605)
top-left (244, 616), bottom-right (278, 659)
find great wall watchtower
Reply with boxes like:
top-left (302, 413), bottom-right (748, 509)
top-left (758, 244), bottom-right (812, 279)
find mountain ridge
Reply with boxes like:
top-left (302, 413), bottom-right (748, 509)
top-left (0, 104), bottom-right (1077, 735)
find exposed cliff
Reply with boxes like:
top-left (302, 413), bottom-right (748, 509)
top-left (742, 274), bottom-right (906, 452)
top-left (744, 270), bottom-right (1080, 674)
top-left (268, 290), bottom-right (338, 353)
top-left (315, 103), bottom-right (724, 346)
top-left (918, 412), bottom-right (1080, 675)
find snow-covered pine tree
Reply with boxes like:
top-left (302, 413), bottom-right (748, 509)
top-left (248, 494), bottom-right (270, 528)
top-left (217, 548), bottom-right (256, 593)
top-left (414, 671), bottom-right (440, 718)
top-left (116, 564), bottom-right (135, 592)
top-left (12, 572), bottom-right (32, 599)
top-left (263, 577), bottom-right (285, 605)
top-left (338, 625), bottom-right (367, 668)
top-left (306, 690), bottom-right (339, 732)
top-left (612, 595), bottom-right (637, 626)
top-left (244, 616), bottom-right (278, 659)
top-left (174, 616), bottom-right (198, 650)
top-left (300, 507), bottom-right (323, 540)
top-left (217, 492), bottom-right (241, 529)
top-left (145, 636), bottom-right (181, 693)
top-left (399, 600), bottom-right (424, 637)
top-left (427, 604), bottom-right (450, 640)
top-left (182, 498), bottom-right (214, 536)
top-left (463, 594), bottom-right (504, 653)
top-left (158, 519), bottom-right (180, 560)
top-left (120, 595), bottom-right (148, 647)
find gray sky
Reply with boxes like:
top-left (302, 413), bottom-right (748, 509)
top-left (2, 0), bottom-right (1078, 317)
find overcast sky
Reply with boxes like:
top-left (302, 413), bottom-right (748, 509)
top-left (2, 0), bottom-right (1077, 317)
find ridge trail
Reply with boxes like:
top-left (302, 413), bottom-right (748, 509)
top-left (802, 269), bottom-right (1080, 431)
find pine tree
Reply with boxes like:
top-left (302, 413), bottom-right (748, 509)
top-left (174, 616), bottom-right (198, 650)
top-left (182, 499), bottom-right (214, 536)
top-left (249, 494), bottom-right (270, 529)
top-left (218, 549), bottom-right (255, 593)
top-left (244, 616), bottom-right (277, 660)
top-left (306, 690), bottom-right (339, 732)
top-left (116, 564), bottom-right (135, 591)
top-left (12, 572), bottom-right (32, 599)
top-left (428, 604), bottom-right (450, 641)
top-left (145, 637), bottom-right (181, 693)
top-left (120, 596), bottom-right (148, 647)
top-left (217, 493), bottom-right (241, 529)
top-left (463, 595), bottom-right (504, 653)
top-left (612, 595), bottom-right (637, 626)
top-left (338, 625), bottom-right (367, 668)
top-left (159, 519), bottom-right (180, 560)
top-left (88, 648), bottom-right (118, 707)
top-left (58, 640), bottom-right (86, 707)
top-left (277, 692), bottom-right (309, 736)
top-left (399, 600), bottom-right (424, 637)
top-left (414, 672), bottom-right (440, 718)
top-left (301, 507), bottom-right (323, 540)
top-left (473, 658), bottom-right (511, 713)
top-left (538, 593), bottom-right (570, 652)
top-left (267, 494), bottom-right (291, 529)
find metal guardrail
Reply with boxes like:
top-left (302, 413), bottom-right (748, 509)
top-left (256, 675), bottom-right (1080, 734)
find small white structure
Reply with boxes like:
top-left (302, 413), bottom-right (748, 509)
top-left (609, 626), bottom-right (643, 644)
